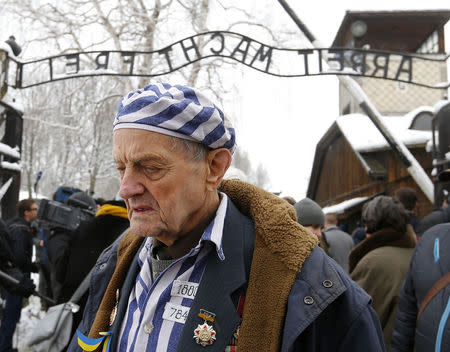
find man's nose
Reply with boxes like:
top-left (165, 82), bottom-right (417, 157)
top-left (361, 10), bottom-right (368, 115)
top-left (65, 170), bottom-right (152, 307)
top-left (119, 169), bottom-right (145, 199)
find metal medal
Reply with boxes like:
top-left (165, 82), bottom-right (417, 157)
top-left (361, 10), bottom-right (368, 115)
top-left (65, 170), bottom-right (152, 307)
top-left (193, 309), bottom-right (217, 347)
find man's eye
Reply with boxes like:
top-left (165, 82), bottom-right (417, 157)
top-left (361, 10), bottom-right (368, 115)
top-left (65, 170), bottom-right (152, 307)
top-left (144, 166), bottom-right (166, 180)
top-left (145, 167), bottom-right (163, 175)
top-left (145, 166), bottom-right (159, 172)
top-left (116, 166), bottom-right (125, 175)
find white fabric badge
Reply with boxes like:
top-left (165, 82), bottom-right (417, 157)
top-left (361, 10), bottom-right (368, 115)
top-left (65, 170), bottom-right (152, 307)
top-left (171, 280), bottom-right (199, 300)
top-left (162, 302), bottom-right (190, 324)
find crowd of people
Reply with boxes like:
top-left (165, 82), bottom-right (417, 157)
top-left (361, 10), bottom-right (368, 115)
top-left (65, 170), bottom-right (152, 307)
top-left (290, 185), bottom-right (450, 351)
top-left (0, 82), bottom-right (448, 352)
top-left (0, 192), bottom-right (130, 352)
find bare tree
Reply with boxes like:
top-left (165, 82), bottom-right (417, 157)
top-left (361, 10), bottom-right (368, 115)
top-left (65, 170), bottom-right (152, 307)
top-left (4, 0), bottom-right (296, 197)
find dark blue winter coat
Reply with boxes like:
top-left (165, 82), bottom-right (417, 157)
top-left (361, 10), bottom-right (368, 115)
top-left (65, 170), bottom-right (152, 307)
top-left (390, 223), bottom-right (450, 352)
top-left (67, 197), bottom-right (384, 352)
top-left (6, 216), bottom-right (36, 274)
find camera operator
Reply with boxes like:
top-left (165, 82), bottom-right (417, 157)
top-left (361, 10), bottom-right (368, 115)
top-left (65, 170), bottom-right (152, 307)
top-left (47, 193), bottom-right (129, 347)
top-left (0, 200), bottom-right (39, 352)
top-left (0, 219), bottom-right (36, 297)
top-left (46, 191), bottom-right (97, 301)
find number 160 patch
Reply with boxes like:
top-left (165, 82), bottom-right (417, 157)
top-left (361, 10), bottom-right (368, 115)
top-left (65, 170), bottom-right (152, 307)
top-left (171, 280), bottom-right (199, 299)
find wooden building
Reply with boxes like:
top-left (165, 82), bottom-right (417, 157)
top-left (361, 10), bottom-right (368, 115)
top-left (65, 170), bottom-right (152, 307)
top-left (306, 10), bottom-right (450, 231)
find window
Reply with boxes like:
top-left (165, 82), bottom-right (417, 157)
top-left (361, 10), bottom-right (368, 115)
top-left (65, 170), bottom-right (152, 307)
top-left (410, 111), bottom-right (433, 131)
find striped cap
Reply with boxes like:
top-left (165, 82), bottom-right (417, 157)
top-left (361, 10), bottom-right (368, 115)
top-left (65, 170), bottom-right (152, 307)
top-left (113, 83), bottom-right (236, 154)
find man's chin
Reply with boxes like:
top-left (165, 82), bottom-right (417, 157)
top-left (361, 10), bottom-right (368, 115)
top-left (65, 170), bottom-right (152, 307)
top-left (130, 223), bottom-right (155, 237)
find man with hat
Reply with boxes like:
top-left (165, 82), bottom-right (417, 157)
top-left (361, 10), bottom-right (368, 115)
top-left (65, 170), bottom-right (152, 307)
top-left (68, 83), bottom-right (384, 351)
top-left (294, 197), bottom-right (329, 253)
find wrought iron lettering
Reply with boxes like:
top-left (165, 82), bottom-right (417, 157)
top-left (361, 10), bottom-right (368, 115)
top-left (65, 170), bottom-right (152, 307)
top-left (121, 52), bottom-right (135, 75)
top-left (95, 52), bottom-right (110, 70)
top-left (180, 37), bottom-right (201, 62)
top-left (65, 54), bottom-right (80, 74)
top-left (1, 31), bottom-right (448, 90)
top-left (209, 32), bottom-right (224, 55)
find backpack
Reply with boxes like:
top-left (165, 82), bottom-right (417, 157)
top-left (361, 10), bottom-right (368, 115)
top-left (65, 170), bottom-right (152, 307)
top-left (416, 272), bottom-right (450, 352)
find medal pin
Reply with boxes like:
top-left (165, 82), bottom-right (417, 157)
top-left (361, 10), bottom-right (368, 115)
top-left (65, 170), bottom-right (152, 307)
top-left (193, 309), bottom-right (217, 347)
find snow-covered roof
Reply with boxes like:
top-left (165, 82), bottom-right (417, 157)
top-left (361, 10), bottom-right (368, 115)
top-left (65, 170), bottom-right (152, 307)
top-left (322, 196), bottom-right (369, 215)
top-left (336, 107), bottom-right (433, 153)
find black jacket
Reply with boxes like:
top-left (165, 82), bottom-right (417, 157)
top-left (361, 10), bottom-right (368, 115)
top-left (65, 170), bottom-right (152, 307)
top-left (47, 201), bottom-right (129, 339)
top-left (56, 211), bottom-right (129, 303)
top-left (6, 216), bottom-right (36, 273)
top-left (0, 219), bottom-right (22, 289)
top-left (390, 223), bottom-right (450, 352)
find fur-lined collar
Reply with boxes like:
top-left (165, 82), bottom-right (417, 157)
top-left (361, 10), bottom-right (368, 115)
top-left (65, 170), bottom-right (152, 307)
top-left (349, 225), bottom-right (416, 273)
top-left (88, 179), bottom-right (318, 352)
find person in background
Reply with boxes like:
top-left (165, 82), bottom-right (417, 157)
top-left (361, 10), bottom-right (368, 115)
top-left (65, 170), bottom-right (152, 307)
top-left (323, 213), bottom-right (354, 273)
top-left (67, 83), bottom-right (384, 352)
top-left (0, 199), bottom-right (39, 352)
top-left (349, 195), bottom-right (416, 349)
top-left (417, 193), bottom-right (450, 237)
top-left (0, 218), bottom-right (36, 297)
top-left (47, 191), bottom-right (97, 301)
top-left (390, 223), bottom-right (450, 352)
top-left (94, 197), bottom-right (106, 211)
top-left (54, 198), bottom-right (129, 346)
top-left (394, 187), bottom-right (421, 235)
top-left (294, 197), bottom-right (329, 253)
top-left (33, 223), bottom-right (52, 310)
top-left (352, 223), bottom-right (367, 245)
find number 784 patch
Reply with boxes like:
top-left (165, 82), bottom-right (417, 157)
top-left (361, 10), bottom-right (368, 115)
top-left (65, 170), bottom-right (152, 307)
top-left (163, 302), bottom-right (191, 324)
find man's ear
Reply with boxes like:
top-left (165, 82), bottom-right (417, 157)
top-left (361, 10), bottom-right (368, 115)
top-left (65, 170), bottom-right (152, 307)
top-left (206, 148), bottom-right (232, 191)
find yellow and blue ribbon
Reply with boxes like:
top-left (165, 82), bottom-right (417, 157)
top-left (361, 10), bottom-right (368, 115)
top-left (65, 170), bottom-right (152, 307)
top-left (76, 330), bottom-right (112, 352)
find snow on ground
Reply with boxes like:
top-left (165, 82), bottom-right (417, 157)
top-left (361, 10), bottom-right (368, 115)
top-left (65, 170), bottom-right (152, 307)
top-left (12, 296), bottom-right (45, 352)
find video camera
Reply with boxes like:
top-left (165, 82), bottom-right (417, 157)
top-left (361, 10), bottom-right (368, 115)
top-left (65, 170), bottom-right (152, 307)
top-left (37, 197), bottom-right (96, 232)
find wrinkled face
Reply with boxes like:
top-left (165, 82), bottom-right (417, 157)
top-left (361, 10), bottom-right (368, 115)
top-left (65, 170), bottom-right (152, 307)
top-left (113, 129), bottom-right (210, 245)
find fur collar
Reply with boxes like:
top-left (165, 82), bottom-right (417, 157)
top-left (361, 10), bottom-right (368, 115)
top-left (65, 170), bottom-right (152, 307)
top-left (219, 179), bottom-right (318, 272)
top-left (349, 225), bottom-right (416, 273)
top-left (88, 179), bottom-right (318, 352)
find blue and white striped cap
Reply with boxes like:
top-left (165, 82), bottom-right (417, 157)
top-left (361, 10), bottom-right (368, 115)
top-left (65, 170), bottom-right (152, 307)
top-left (113, 83), bottom-right (236, 154)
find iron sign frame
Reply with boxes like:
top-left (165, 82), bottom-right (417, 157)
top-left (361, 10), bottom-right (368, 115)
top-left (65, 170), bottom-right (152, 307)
top-left (4, 31), bottom-right (450, 90)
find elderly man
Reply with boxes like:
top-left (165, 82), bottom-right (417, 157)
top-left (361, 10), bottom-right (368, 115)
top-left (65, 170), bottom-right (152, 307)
top-left (68, 83), bottom-right (384, 352)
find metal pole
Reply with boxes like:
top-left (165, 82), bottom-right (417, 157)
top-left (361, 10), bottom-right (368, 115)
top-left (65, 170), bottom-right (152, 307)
top-left (278, 0), bottom-right (435, 203)
top-left (0, 269), bottom-right (56, 305)
top-left (1, 102), bottom-right (23, 219)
